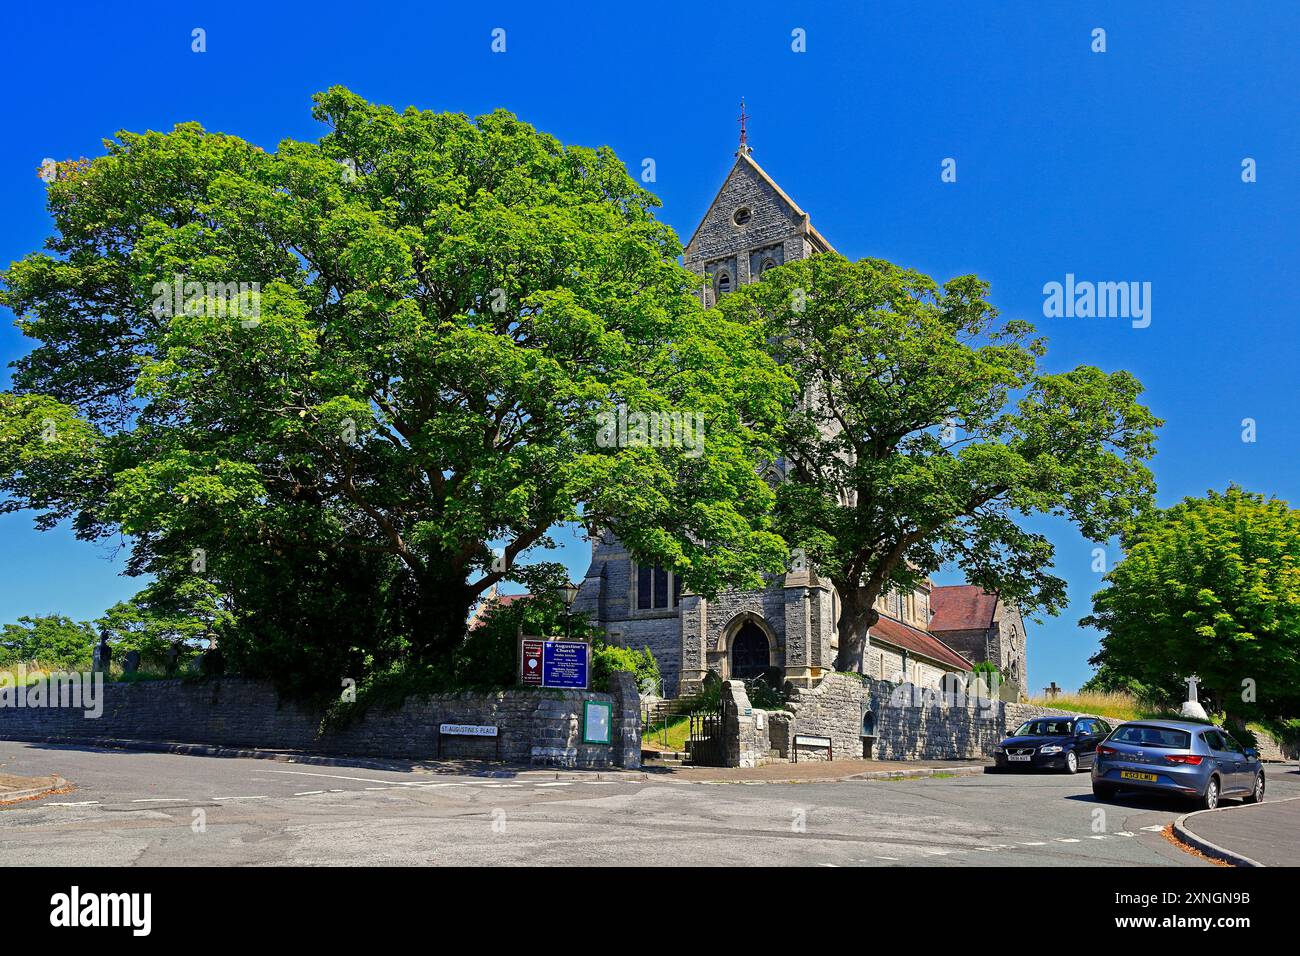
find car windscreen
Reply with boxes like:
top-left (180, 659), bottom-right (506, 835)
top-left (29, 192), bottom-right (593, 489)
top-left (1110, 725), bottom-right (1191, 749)
top-left (1014, 720), bottom-right (1073, 737)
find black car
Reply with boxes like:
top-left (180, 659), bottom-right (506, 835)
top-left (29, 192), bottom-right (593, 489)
top-left (991, 716), bottom-right (1113, 773)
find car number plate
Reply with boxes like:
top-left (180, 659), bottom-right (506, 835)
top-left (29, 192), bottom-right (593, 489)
top-left (1120, 771), bottom-right (1157, 782)
top-left (1008, 754), bottom-right (1031, 762)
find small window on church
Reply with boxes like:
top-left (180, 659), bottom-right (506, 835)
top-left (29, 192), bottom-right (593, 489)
top-left (760, 258), bottom-right (777, 275)
top-left (715, 271), bottom-right (731, 296)
top-left (732, 207), bottom-right (752, 226)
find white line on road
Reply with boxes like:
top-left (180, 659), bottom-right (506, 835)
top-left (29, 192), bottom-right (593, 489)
top-left (1019, 841), bottom-right (1047, 846)
top-left (535, 782), bottom-right (573, 787)
top-left (256, 769), bottom-right (425, 786)
top-left (294, 791), bottom-right (326, 796)
top-left (46, 801), bottom-right (99, 807)
top-left (1140, 825), bottom-right (1165, 832)
top-left (212, 795), bottom-right (268, 801)
top-left (130, 798), bottom-right (185, 803)
top-left (1116, 831), bottom-right (1135, 837)
top-left (1055, 838), bottom-right (1081, 843)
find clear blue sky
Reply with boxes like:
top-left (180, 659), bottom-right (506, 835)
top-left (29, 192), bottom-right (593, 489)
top-left (2, 1), bottom-right (1297, 690)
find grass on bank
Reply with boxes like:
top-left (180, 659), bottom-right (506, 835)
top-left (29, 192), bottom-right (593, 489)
top-left (642, 715), bottom-right (691, 752)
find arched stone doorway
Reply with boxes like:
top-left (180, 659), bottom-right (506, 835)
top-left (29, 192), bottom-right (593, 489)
top-left (729, 621), bottom-right (771, 679)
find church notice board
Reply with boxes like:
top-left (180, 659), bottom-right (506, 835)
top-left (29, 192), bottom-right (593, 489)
top-left (519, 637), bottom-right (590, 689)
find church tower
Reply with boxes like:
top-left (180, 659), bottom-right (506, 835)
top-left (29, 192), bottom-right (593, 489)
top-left (683, 101), bottom-right (834, 306)
top-left (572, 106), bottom-right (995, 699)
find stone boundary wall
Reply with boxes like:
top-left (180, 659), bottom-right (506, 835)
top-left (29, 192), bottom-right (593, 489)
top-left (1003, 701), bottom-right (1097, 729)
top-left (1253, 729), bottom-right (1299, 763)
top-left (0, 672), bottom-right (641, 770)
top-left (783, 673), bottom-right (1004, 761)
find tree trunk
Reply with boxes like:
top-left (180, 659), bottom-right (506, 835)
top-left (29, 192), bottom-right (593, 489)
top-left (410, 578), bottom-right (474, 664)
top-left (835, 585), bottom-right (879, 672)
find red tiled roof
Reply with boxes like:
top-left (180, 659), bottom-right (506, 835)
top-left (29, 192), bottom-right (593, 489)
top-left (929, 584), bottom-right (998, 633)
top-left (869, 615), bottom-right (974, 671)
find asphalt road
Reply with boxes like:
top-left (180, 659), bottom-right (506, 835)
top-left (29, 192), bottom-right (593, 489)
top-left (3, 742), bottom-right (1299, 866)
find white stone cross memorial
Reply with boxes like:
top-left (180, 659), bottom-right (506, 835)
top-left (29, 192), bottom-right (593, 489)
top-left (1179, 674), bottom-right (1209, 721)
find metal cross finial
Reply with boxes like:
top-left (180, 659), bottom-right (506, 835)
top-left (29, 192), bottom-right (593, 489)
top-left (738, 98), bottom-right (751, 153)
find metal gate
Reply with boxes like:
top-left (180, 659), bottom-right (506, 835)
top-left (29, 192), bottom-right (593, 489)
top-left (687, 707), bottom-right (726, 767)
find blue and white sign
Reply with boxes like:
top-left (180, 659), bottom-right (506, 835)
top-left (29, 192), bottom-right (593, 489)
top-left (542, 640), bottom-right (589, 689)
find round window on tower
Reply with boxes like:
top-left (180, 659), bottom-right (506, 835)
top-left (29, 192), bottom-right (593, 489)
top-left (732, 207), bottom-right (752, 227)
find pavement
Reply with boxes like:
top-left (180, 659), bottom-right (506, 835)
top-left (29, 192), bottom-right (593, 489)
top-left (5, 740), bottom-right (1298, 865)
top-left (648, 757), bottom-right (984, 783)
top-left (0, 771), bottom-right (69, 803)
top-left (1175, 794), bottom-right (1300, 867)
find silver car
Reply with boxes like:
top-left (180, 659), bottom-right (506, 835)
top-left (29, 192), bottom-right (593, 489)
top-left (1091, 719), bottom-right (1265, 810)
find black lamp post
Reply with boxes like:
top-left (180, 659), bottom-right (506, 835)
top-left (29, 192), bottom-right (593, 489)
top-left (559, 582), bottom-right (580, 638)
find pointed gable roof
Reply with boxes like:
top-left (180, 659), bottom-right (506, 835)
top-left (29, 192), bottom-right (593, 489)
top-left (686, 152), bottom-right (833, 252)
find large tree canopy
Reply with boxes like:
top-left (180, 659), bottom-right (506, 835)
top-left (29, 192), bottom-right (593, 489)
top-left (1083, 487), bottom-right (1300, 725)
top-left (0, 88), bottom-right (791, 683)
top-left (718, 254), bottom-right (1161, 669)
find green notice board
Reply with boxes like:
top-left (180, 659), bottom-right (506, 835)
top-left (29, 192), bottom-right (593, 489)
top-left (582, 700), bottom-right (613, 745)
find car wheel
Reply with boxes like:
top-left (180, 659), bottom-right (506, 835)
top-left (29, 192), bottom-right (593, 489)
top-left (1244, 771), bottom-right (1265, 804)
top-left (1092, 782), bottom-right (1116, 801)
top-left (1197, 776), bottom-right (1220, 811)
top-left (1064, 750), bottom-right (1078, 774)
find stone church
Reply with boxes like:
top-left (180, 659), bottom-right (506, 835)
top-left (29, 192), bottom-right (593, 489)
top-left (571, 132), bottom-right (1027, 700)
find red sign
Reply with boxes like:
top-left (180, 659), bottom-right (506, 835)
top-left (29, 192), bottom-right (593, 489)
top-left (520, 639), bottom-right (544, 686)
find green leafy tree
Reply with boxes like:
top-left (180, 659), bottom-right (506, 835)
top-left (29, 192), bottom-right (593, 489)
top-left (0, 614), bottom-right (96, 669)
top-left (718, 254), bottom-right (1160, 670)
top-left (0, 88), bottom-right (791, 684)
top-left (1083, 487), bottom-right (1300, 726)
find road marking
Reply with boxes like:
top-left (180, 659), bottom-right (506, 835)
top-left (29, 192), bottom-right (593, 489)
top-left (1115, 831), bottom-right (1135, 837)
top-left (257, 770), bottom-right (424, 786)
top-left (1140, 825), bottom-right (1165, 832)
top-left (294, 791), bottom-right (326, 796)
top-left (1088, 835), bottom-right (1108, 840)
top-left (485, 784), bottom-right (522, 789)
top-left (535, 782), bottom-right (573, 788)
top-left (130, 798), bottom-right (184, 803)
top-left (46, 801), bottom-right (99, 807)
top-left (1055, 838), bottom-right (1081, 843)
top-left (414, 783), bottom-right (469, 789)
top-left (875, 857), bottom-right (899, 861)
top-left (212, 795), bottom-right (268, 801)
top-left (1019, 841), bottom-right (1047, 846)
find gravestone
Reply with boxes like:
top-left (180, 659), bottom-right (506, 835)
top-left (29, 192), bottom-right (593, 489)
top-left (91, 633), bottom-right (112, 674)
top-left (164, 646), bottom-right (180, 675)
top-left (122, 650), bottom-right (141, 674)
top-left (199, 648), bottom-right (226, 676)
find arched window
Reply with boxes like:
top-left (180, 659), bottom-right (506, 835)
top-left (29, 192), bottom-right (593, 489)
top-left (715, 270), bottom-right (731, 296)
top-left (760, 258), bottom-right (777, 275)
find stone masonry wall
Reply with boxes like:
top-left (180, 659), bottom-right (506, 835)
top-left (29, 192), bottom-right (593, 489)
top-left (0, 675), bottom-right (641, 770)
top-left (785, 673), bottom-right (1004, 761)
